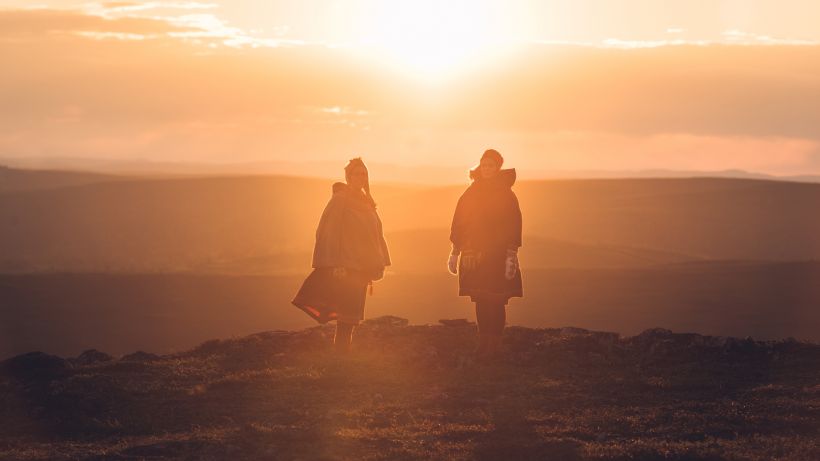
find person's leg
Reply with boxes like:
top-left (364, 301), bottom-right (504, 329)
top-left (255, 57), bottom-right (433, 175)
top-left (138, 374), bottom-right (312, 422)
top-left (484, 302), bottom-right (506, 358)
top-left (475, 302), bottom-right (490, 356)
top-left (334, 322), bottom-right (356, 353)
top-left (493, 302), bottom-right (506, 337)
top-left (476, 301), bottom-right (505, 358)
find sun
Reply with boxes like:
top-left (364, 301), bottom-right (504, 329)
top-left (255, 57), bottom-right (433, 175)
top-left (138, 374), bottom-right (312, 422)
top-left (361, 1), bottom-right (501, 81)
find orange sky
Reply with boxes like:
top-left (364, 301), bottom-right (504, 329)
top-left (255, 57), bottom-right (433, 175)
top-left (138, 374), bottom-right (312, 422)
top-left (1, 1), bottom-right (820, 179)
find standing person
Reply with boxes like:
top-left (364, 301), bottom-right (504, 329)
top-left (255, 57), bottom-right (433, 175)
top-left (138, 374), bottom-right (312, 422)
top-left (292, 158), bottom-right (391, 353)
top-left (448, 149), bottom-right (523, 361)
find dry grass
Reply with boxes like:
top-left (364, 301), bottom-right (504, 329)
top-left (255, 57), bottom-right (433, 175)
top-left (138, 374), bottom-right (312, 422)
top-left (1, 317), bottom-right (818, 460)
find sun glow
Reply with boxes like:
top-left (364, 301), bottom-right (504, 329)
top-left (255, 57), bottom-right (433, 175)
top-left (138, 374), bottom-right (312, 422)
top-left (362, 1), bottom-right (505, 81)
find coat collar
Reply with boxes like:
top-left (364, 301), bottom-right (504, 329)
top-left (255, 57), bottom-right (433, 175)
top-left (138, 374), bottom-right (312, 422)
top-left (468, 168), bottom-right (517, 188)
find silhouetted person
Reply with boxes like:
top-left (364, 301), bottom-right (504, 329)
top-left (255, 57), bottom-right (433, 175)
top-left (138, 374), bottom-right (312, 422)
top-left (449, 149), bottom-right (523, 361)
top-left (292, 158), bottom-right (391, 353)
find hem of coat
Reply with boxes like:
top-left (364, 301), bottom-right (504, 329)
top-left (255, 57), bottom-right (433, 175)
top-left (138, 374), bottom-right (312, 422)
top-left (292, 299), bottom-right (362, 326)
top-left (458, 290), bottom-right (522, 305)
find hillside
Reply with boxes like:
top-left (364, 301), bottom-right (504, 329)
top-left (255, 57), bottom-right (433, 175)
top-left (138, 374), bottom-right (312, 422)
top-left (2, 262), bottom-right (818, 360)
top-left (0, 175), bottom-right (818, 273)
top-left (394, 177), bottom-right (820, 260)
top-left (0, 175), bottom-right (417, 273)
top-left (189, 230), bottom-right (702, 275)
top-left (1, 318), bottom-right (817, 460)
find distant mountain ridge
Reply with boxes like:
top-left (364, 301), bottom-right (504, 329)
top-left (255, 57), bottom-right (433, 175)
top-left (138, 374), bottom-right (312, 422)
top-left (0, 171), bottom-right (818, 273)
top-left (0, 165), bottom-right (124, 193)
top-left (2, 159), bottom-right (819, 185)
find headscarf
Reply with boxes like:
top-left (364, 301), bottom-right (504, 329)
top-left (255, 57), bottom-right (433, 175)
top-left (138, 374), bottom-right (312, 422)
top-left (344, 157), bottom-right (376, 207)
top-left (469, 149), bottom-right (505, 180)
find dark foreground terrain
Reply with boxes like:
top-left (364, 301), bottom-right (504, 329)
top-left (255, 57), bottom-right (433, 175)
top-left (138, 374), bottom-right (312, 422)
top-left (1, 317), bottom-right (818, 460)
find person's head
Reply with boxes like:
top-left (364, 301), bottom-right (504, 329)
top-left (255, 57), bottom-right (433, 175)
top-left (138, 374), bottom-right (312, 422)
top-left (479, 149), bottom-right (503, 179)
top-left (344, 157), bottom-right (369, 192)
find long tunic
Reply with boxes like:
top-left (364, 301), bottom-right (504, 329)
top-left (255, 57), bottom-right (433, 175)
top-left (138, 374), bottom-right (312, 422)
top-left (450, 168), bottom-right (523, 304)
top-left (292, 183), bottom-right (391, 324)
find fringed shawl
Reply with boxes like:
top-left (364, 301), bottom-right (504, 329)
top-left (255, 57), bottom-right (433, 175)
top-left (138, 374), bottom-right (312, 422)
top-left (312, 182), bottom-right (391, 279)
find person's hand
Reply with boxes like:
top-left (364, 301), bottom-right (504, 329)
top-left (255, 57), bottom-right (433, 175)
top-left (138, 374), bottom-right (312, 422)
top-left (447, 252), bottom-right (459, 275)
top-left (332, 267), bottom-right (347, 278)
top-left (505, 249), bottom-right (519, 280)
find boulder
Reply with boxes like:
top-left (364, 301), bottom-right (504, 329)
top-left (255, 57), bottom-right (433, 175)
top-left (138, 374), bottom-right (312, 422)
top-left (1, 351), bottom-right (69, 380)
top-left (121, 351), bottom-right (162, 362)
top-left (73, 349), bottom-right (114, 366)
top-left (362, 315), bottom-right (409, 328)
top-left (439, 319), bottom-right (475, 327)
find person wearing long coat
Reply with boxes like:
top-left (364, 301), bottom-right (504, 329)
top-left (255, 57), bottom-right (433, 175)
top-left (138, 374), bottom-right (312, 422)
top-left (292, 158), bottom-right (391, 353)
top-left (448, 149), bottom-right (523, 360)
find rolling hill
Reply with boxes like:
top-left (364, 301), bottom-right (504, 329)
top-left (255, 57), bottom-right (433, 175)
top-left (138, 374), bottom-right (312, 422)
top-left (0, 173), bottom-right (818, 273)
top-left (0, 171), bottom-right (818, 359)
top-left (0, 165), bottom-right (124, 193)
top-left (1, 261), bottom-right (818, 360)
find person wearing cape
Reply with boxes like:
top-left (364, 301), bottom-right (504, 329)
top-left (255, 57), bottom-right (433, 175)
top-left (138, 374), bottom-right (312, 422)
top-left (292, 158), bottom-right (391, 353)
top-left (448, 149), bottom-right (523, 361)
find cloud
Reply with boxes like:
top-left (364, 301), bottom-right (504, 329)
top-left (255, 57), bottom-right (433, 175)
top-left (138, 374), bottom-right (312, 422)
top-left (97, 2), bottom-right (219, 13)
top-left (0, 6), bottom-right (301, 51)
top-left (721, 29), bottom-right (817, 46)
top-left (0, 8), bottom-right (198, 38)
top-left (1, 8), bottom-right (820, 174)
top-left (601, 38), bottom-right (709, 48)
top-left (162, 12), bottom-right (301, 48)
top-left (440, 44), bottom-right (820, 140)
top-left (515, 132), bottom-right (820, 175)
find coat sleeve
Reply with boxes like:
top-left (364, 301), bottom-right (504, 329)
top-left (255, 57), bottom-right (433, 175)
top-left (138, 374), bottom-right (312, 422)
top-left (311, 196), bottom-right (345, 268)
top-left (375, 211), bottom-right (391, 267)
top-left (449, 190), bottom-right (469, 251)
top-left (508, 191), bottom-right (522, 249)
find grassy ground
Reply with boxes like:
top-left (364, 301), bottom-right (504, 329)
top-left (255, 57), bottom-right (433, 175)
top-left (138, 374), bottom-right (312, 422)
top-left (1, 317), bottom-right (818, 460)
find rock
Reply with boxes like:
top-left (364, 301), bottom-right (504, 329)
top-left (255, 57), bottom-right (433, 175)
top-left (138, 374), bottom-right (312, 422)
top-left (121, 351), bottom-right (161, 362)
top-left (73, 349), bottom-right (114, 366)
top-left (628, 328), bottom-right (677, 352)
top-left (560, 327), bottom-right (591, 336)
top-left (636, 327), bottom-right (675, 339)
top-left (1, 351), bottom-right (69, 380)
top-left (362, 315), bottom-right (409, 328)
top-left (288, 327), bottom-right (332, 352)
top-left (190, 338), bottom-right (223, 356)
top-left (439, 319), bottom-right (474, 327)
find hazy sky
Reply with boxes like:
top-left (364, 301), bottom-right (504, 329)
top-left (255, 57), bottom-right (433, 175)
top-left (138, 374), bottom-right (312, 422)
top-left (1, 1), bottom-right (820, 177)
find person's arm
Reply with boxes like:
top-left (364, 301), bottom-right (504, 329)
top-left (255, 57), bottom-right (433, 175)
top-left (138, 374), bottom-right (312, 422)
top-left (507, 191), bottom-right (522, 251)
top-left (449, 191), bottom-right (470, 255)
top-left (448, 191), bottom-right (469, 274)
top-left (504, 192), bottom-right (522, 279)
top-left (311, 195), bottom-right (346, 269)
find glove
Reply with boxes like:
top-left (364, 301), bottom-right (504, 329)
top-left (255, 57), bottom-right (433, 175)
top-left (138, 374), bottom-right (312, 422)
top-left (447, 253), bottom-right (459, 275)
top-left (505, 249), bottom-right (519, 280)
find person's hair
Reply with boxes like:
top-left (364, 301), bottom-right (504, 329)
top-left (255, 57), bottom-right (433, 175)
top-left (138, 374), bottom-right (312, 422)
top-left (344, 157), bottom-right (376, 207)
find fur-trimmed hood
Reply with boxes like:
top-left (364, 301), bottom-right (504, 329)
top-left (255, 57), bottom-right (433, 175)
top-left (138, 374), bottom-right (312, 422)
top-left (468, 168), bottom-right (517, 187)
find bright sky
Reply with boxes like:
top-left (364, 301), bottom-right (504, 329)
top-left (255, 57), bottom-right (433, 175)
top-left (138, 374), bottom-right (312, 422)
top-left (1, 0), bottom-right (820, 178)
